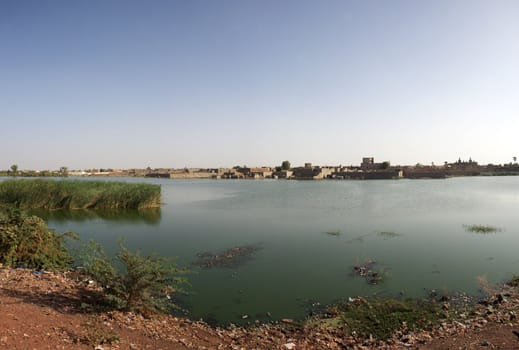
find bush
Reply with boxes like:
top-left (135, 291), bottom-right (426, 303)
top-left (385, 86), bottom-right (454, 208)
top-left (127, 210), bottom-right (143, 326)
top-left (81, 241), bottom-right (187, 313)
top-left (0, 208), bottom-right (77, 271)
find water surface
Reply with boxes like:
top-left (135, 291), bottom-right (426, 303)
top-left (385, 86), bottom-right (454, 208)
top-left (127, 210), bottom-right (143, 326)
top-left (21, 177), bottom-right (519, 324)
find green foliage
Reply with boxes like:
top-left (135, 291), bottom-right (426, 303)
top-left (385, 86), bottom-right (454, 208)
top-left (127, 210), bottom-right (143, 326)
top-left (59, 166), bottom-right (69, 177)
top-left (281, 160), bottom-right (291, 170)
top-left (81, 241), bottom-right (187, 313)
top-left (333, 298), bottom-right (441, 339)
top-left (10, 164), bottom-right (18, 176)
top-left (0, 209), bottom-right (77, 271)
top-left (380, 161), bottom-right (390, 169)
top-left (0, 179), bottom-right (161, 210)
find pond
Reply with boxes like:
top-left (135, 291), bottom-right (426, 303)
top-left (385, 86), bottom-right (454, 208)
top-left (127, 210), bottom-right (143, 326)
top-left (17, 176), bottom-right (519, 325)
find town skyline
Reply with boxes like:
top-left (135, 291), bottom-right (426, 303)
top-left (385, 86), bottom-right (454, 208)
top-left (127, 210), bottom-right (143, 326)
top-left (4, 155), bottom-right (518, 173)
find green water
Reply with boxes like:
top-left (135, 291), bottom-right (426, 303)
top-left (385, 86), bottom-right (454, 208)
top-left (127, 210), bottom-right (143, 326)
top-left (22, 176), bottom-right (519, 324)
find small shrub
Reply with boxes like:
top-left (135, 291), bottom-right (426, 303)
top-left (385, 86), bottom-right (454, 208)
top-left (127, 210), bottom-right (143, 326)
top-left (81, 241), bottom-right (187, 313)
top-left (0, 208), bottom-right (77, 271)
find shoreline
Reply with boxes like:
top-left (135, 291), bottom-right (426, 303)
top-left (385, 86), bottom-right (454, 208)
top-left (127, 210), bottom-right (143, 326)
top-left (1, 267), bottom-right (518, 349)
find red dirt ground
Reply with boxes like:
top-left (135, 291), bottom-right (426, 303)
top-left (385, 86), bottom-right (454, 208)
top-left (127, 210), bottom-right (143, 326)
top-left (1, 268), bottom-right (519, 349)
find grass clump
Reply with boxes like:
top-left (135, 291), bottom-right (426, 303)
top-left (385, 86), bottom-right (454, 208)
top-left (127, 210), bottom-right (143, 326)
top-left (0, 179), bottom-right (160, 210)
top-left (0, 208), bottom-right (77, 271)
top-left (464, 224), bottom-right (501, 234)
top-left (81, 241), bottom-right (187, 314)
top-left (330, 298), bottom-right (441, 339)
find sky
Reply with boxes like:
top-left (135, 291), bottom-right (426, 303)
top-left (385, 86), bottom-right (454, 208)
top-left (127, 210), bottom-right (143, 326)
top-left (1, 0), bottom-right (518, 170)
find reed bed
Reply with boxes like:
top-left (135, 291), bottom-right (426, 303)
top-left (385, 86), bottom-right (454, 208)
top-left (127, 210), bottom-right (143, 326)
top-left (0, 179), bottom-right (161, 210)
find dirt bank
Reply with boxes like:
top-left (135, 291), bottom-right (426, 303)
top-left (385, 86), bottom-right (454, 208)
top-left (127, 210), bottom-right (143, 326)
top-left (1, 268), bottom-right (518, 349)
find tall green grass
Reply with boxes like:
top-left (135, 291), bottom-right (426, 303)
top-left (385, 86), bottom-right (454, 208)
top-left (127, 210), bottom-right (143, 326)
top-left (0, 179), bottom-right (161, 210)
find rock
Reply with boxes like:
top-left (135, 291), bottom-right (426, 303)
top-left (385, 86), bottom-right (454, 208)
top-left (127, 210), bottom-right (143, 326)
top-left (241, 315), bottom-right (248, 319)
top-left (281, 319), bottom-right (294, 324)
top-left (480, 340), bottom-right (489, 346)
top-left (283, 342), bottom-right (296, 349)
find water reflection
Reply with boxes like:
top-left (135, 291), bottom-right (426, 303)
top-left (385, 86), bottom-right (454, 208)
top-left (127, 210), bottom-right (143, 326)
top-left (31, 208), bottom-right (161, 225)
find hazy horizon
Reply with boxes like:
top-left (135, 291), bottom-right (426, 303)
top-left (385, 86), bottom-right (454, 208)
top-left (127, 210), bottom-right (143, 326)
top-left (1, 0), bottom-right (518, 170)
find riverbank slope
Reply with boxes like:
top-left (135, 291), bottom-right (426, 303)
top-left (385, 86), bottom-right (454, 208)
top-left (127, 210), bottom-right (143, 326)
top-left (1, 268), bottom-right (519, 349)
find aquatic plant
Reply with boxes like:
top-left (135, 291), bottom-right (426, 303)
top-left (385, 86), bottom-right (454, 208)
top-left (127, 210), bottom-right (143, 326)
top-left (325, 230), bottom-right (341, 236)
top-left (193, 244), bottom-right (262, 268)
top-left (464, 224), bottom-right (501, 234)
top-left (0, 179), bottom-right (161, 210)
top-left (352, 259), bottom-right (388, 285)
top-left (378, 231), bottom-right (402, 239)
top-left (31, 208), bottom-right (161, 224)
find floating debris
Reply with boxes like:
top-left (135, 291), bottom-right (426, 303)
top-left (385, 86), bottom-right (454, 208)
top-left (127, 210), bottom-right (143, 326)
top-left (464, 225), bottom-right (501, 234)
top-left (325, 230), bottom-right (341, 236)
top-left (352, 260), bottom-right (386, 285)
top-left (193, 244), bottom-right (262, 268)
top-left (378, 231), bottom-right (402, 239)
top-left (345, 232), bottom-right (372, 243)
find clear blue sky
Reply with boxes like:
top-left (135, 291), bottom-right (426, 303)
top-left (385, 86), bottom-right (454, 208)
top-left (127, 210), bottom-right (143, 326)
top-left (1, 0), bottom-right (518, 170)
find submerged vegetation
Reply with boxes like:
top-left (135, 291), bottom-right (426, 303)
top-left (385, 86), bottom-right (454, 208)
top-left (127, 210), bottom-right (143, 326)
top-left (193, 244), bottom-right (262, 268)
top-left (325, 229), bottom-right (341, 236)
top-left (0, 179), bottom-right (161, 210)
top-left (31, 207), bottom-right (161, 225)
top-left (464, 224), bottom-right (501, 234)
top-left (352, 259), bottom-right (387, 285)
top-left (378, 231), bottom-right (402, 239)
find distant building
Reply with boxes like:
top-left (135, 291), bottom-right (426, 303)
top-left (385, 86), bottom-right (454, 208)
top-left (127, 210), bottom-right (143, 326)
top-left (360, 157), bottom-right (388, 170)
